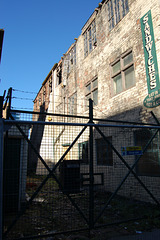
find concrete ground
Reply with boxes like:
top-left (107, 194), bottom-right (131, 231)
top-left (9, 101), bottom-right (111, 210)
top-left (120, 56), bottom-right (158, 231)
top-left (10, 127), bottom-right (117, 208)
top-left (109, 229), bottom-right (160, 240)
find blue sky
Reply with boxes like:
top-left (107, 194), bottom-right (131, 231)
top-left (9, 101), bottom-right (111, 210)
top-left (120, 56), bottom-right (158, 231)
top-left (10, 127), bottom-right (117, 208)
top-left (0, 0), bottom-right (100, 110)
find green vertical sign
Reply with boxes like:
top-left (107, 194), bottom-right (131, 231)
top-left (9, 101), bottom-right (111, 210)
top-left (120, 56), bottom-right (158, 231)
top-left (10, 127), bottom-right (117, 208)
top-left (141, 10), bottom-right (160, 108)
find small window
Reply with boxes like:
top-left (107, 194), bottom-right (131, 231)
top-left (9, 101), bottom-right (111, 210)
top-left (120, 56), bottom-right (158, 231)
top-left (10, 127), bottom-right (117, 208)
top-left (134, 130), bottom-right (160, 176)
top-left (64, 45), bottom-right (76, 75)
top-left (111, 51), bottom-right (135, 95)
top-left (96, 137), bottom-right (113, 166)
top-left (85, 78), bottom-right (98, 109)
top-left (107, 0), bottom-right (129, 31)
top-left (78, 141), bottom-right (89, 164)
top-left (84, 20), bottom-right (97, 58)
top-left (68, 92), bottom-right (77, 115)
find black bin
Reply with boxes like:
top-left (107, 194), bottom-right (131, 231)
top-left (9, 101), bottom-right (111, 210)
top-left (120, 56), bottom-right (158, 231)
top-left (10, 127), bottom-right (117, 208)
top-left (59, 160), bottom-right (80, 194)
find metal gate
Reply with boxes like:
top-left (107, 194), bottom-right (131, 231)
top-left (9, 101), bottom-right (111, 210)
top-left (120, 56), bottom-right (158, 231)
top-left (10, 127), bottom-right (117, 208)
top-left (1, 97), bottom-right (160, 239)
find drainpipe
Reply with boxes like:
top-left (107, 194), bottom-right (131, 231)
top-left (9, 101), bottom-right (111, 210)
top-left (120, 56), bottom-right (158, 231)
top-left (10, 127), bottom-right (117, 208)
top-left (89, 99), bottom-right (94, 230)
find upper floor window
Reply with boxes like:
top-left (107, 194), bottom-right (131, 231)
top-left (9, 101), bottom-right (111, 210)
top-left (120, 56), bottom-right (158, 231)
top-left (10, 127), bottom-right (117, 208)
top-left (56, 67), bottom-right (62, 86)
top-left (70, 45), bottom-right (76, 66)
top-left (85, 78), bottom-right (98, 110)
top-left (63, 45), bottom-right (76, 76)
top-left (84, 20), bottom-right (97, 58)
top-left (111, 51), bottom-right (135, 95)
top-left (107, 0), bottom-right (129, 31)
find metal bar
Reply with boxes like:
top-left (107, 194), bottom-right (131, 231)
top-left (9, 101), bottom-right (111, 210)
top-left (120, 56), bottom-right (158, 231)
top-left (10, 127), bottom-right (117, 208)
top-left (10, 109), bottom-right (90, 120)
top-left (10, 109), bottom-right (159, 126)
top-left (151, 111), bottom-right (160, 125)
top-left (89, 99), bottom-right (94, 229)
top-left (9, 113), bottom-right (52, 173)
top-left (0, 119), bottom-right (3, 240)
top-left (94, 125), bottom-right (160, 225)
top-left (6, 87), bottom-right (12, 119)
top-left (8, 88), bottom-right (12, 112)
top-left (4, 119), bottom-right (160, 129)
top-left (3, 89), bottom-right (10, 111)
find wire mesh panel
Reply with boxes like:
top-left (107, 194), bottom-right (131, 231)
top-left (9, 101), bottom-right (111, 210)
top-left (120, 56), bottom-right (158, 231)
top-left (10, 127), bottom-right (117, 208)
top-left (2, 110), bottom-right (160, 239)
top-left (92, 122), bottom-right (160, 231)
top-left (3, 113), bottom-right (91, 239)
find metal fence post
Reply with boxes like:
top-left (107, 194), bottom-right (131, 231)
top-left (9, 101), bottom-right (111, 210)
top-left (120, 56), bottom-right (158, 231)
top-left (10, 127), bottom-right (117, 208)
top-left (0, 118), bottom-right (4, 240)
top-left (89, 99), bottom-right (94, 230)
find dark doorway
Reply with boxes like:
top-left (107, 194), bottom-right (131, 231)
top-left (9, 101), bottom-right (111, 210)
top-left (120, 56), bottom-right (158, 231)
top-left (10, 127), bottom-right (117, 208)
top-left (3, 138), bottom-right (21, 213)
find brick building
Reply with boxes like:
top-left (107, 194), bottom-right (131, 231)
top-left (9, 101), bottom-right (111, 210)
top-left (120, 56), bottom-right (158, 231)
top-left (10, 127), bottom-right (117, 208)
top-left (34, 0), bottom-right (160, 202)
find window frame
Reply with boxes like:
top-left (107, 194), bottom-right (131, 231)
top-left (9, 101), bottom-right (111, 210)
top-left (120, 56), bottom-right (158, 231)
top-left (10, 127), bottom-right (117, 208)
top-left (111, 50), bottom-right (135, 96)
top-left (84, 19), bottom-right (97, 58)
top-left (63, 45), bottom-right (76, 77)
top-left (78, 141), bottom-right (89, 164)
top-left (96, 136), bottom-right (113, 166)
top-left (56, 67), bottom-right (62, 86)
top-left (107, 0), bottom-right (129, 31)
top-left (85, 77), bottom-right (98, 110)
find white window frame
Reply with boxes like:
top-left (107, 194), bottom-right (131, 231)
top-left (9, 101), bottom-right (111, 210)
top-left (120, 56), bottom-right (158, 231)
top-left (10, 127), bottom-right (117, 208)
top-left (111, 50), bottom-right (135, 95)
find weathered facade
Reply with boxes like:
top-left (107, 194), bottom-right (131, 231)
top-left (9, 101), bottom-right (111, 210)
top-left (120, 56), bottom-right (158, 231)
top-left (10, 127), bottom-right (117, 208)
top-left (33, 63), bottom-right (57, 114)
top-left (55, 0), bottom-right (160, 120)
top-left (34, 0), bottom-right (160, 202)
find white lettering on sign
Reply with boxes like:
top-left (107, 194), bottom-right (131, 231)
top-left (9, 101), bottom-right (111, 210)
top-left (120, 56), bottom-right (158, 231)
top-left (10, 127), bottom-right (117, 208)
top-left (143, 14), bottom-right (156, 90)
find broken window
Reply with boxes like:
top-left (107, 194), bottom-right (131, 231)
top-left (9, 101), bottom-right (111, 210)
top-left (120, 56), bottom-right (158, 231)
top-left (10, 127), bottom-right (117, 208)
top-left (63, 45), bottom-right (76, 76)
top-left (107, 0), bottom-right (129, 31)
top-left (84, 19), bottom-right (97, 58)
top-left (57, 67), bottom-right (62, 86)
